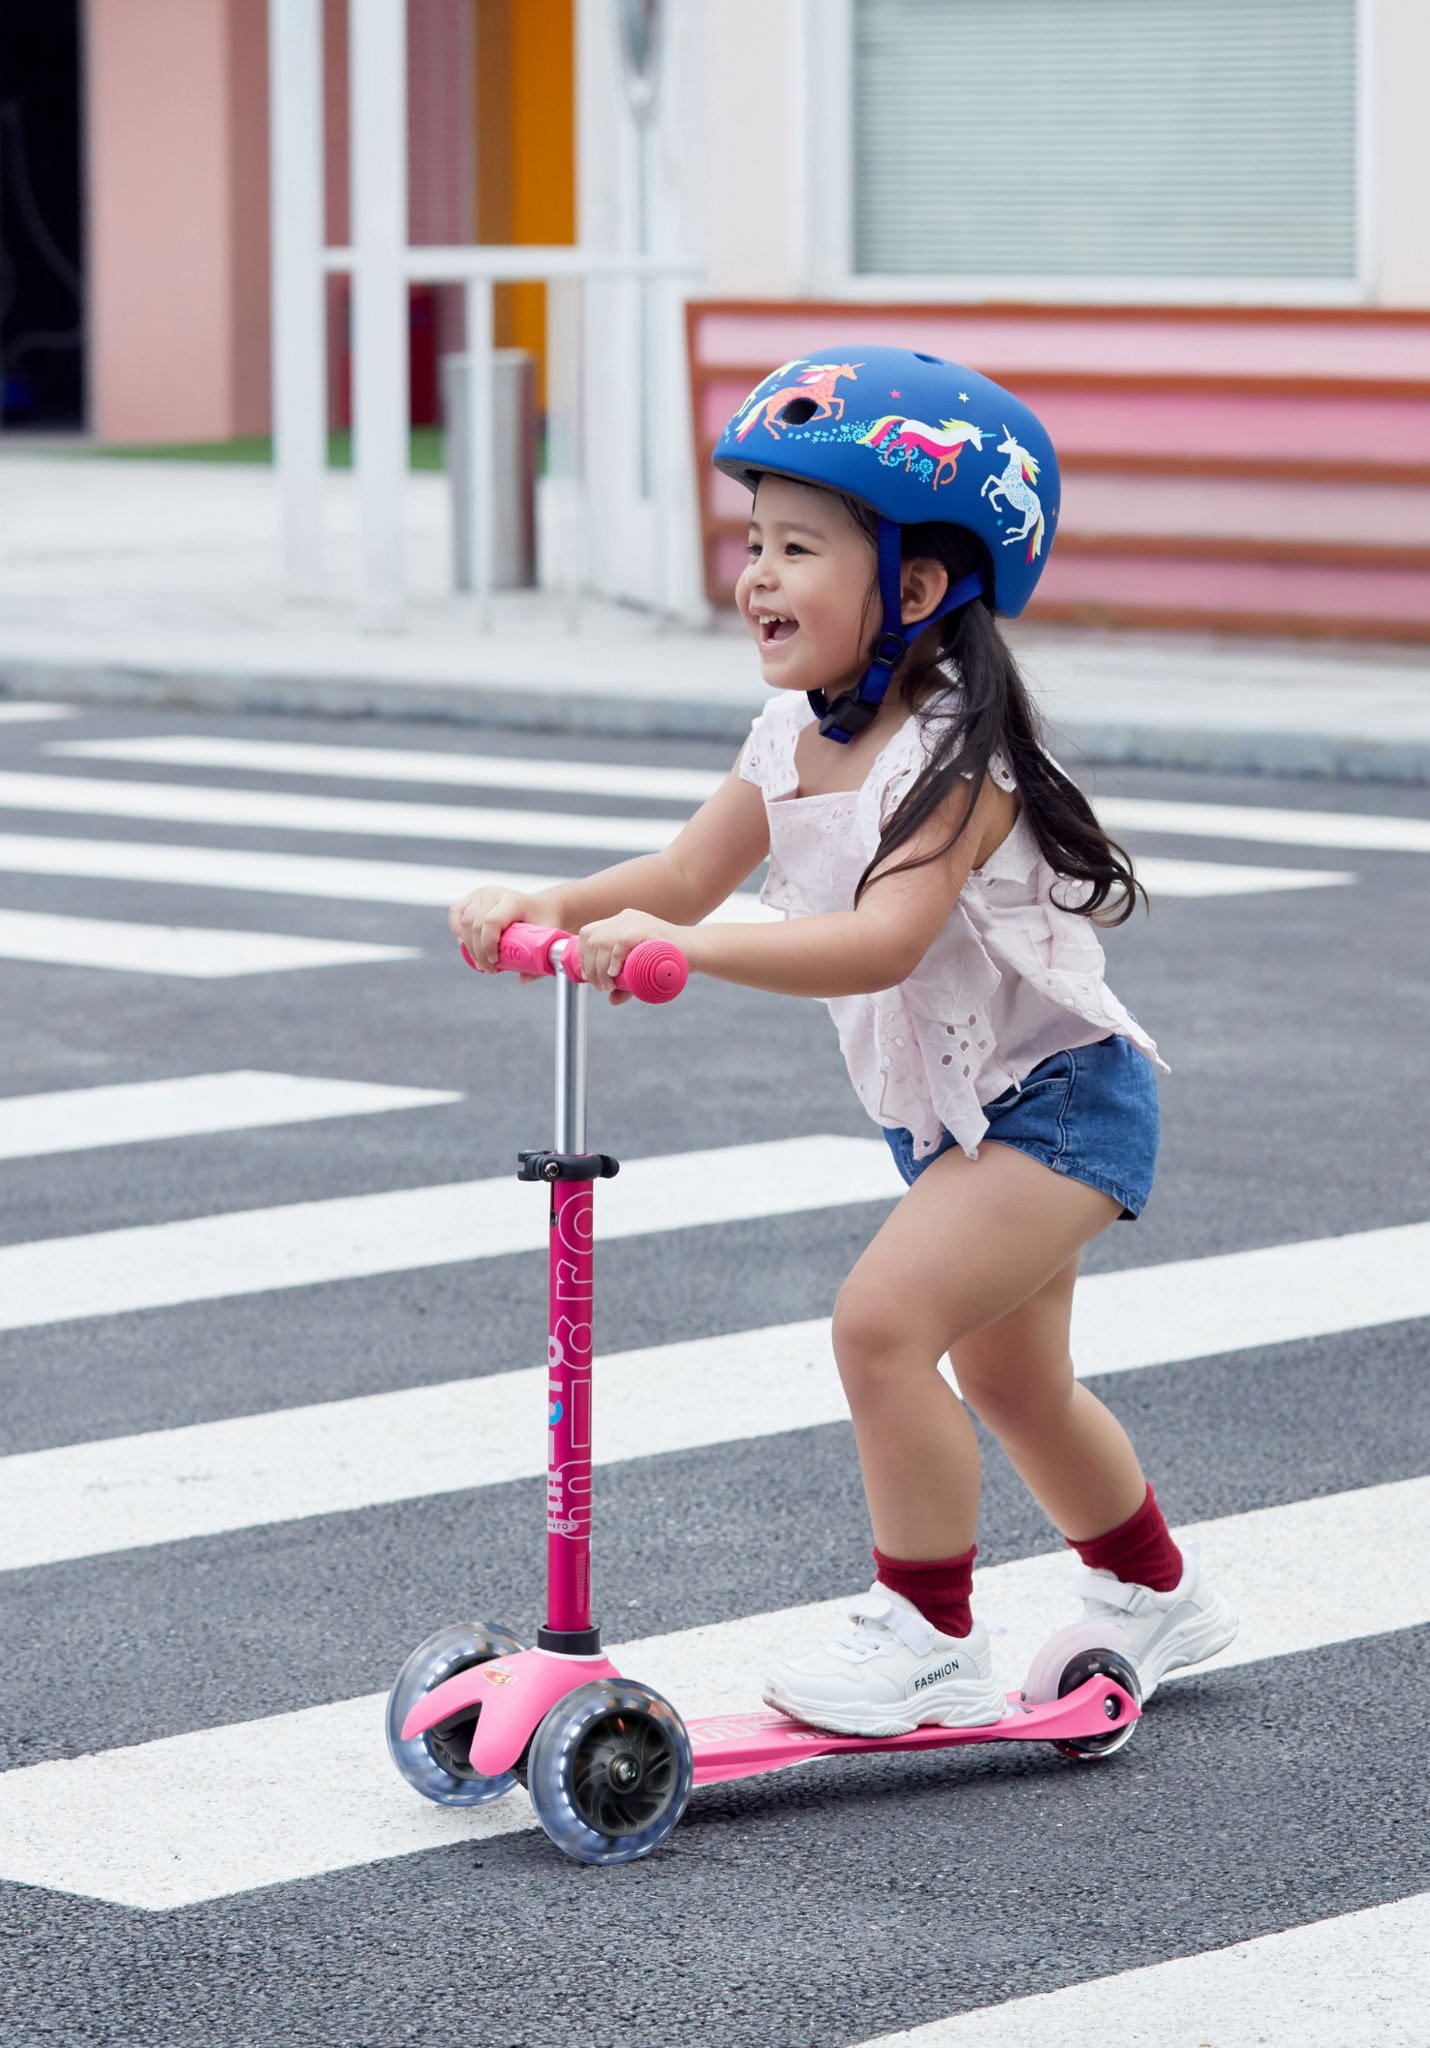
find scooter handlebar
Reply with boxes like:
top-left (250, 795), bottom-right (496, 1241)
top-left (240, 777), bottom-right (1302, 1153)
top-left (462, 921), bottom-right (688, 1004)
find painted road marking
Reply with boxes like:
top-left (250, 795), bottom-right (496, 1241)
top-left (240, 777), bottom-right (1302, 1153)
top-left (1099, 794), bottom-right (1430, 855)
top-left (0, 1070), bottom-right (458, 1164)
top-left (0, 1134), bottom-right (903, 1334)
top-left (0, 1474), bottom-right (1424, 1909)
top-left (0, 908), bottom-right (418, 979)
top-left (0, 833), bottom-right (777, 921)
top-left (0, 702), bottom-right (76, 723)
top-left (1135, 856), bottom-right (1352, 896)
top-left (3, 772), bottom-right (1405, 871)
top-left (854, 1891), bottom-right (1430, 2048)
top-left (0, 771), bottom-right (680, 853)
top-left (0, 833), bottom-right (557, 902)
top-left (48, 739), bottom-right (1430, 859)
top-left (0, 831), bottom-right (1349, 908)
top-left (51, 735), bottom-right (727, 804)
top-left (6, 1209), bottom-right (1428, 1567)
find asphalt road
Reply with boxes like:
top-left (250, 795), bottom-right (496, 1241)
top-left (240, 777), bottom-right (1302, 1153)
top-left (1, 700), bottom-right (1428, 2046)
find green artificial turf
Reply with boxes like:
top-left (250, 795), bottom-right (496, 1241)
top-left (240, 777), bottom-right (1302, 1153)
top-left (93, 428), bottom-right (446, 470)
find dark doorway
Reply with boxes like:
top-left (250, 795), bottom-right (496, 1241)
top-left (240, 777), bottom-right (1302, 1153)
top-left (0, 0), bottom-right (84, 429)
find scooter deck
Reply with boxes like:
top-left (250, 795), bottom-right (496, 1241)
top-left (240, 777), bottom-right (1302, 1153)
top-left (686, 1678), bottom-right (1138, 1786)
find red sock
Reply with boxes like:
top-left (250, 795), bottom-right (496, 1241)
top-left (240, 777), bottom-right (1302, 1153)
top-left (1069, 1484), bottom-right (1182, 1593)
top-left (871, 1545), bottom-right (976, 1638)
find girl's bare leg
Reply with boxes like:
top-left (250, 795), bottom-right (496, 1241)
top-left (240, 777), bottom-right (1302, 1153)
top-left (833, 1141), bottom-right (1146, 1559)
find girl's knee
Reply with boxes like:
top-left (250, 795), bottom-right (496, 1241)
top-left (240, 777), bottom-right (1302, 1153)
top-left (832, 1280), bottom-right (937, 1402)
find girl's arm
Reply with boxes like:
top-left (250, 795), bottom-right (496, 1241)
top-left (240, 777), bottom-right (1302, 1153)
top-left (450, 762), bottom-right (772, 969)
top-left (578, 775), bottom-right (1014, 999)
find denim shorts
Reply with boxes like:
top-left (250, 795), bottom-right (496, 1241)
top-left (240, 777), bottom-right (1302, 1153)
top-left (882, 1034), bottom-right (1160, 1219)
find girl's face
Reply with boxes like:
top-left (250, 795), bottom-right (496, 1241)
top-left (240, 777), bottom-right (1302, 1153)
top-left (735, 476), bottom-right (876, 699)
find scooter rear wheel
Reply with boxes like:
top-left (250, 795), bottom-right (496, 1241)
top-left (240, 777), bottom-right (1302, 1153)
top-left (527, 1679), bottom-right (694, 1865)
top-left (386, 1620), bottom-right (528, 1806)
top-left (1047, 1649), bottom-right (1142, 1761)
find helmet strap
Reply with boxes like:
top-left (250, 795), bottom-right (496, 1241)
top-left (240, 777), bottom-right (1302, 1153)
top-left (807, 517), bottom-right (985, 743)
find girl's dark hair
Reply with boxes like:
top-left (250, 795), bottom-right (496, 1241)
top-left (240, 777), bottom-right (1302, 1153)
top-left (842, 504), bottom-right (1144, 925)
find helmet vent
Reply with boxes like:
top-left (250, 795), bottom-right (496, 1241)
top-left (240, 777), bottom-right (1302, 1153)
top-left (777, 397), bottom-right (819, 425)
top-left (913, 352), bottom-right (945, 364)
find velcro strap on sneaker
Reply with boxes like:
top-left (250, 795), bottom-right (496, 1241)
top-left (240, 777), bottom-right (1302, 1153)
top-left (1075, 1571), bottom-right (1159, 1617)
top-left (849, 1591), bottom-right (934, 1657)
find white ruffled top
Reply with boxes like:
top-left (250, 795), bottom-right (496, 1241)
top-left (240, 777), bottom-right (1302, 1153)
top-left (739, 689), bottom-right (1166, 1162)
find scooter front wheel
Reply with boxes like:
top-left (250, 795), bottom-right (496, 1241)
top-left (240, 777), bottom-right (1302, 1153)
top-left (527, 1679), bottom-right (693, 1865)
top-left (386, 1620), bottom-right (528, 1806)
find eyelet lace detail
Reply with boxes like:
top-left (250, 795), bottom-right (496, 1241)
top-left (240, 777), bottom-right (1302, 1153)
top-left (738, 689), bottom-right (1163, 1155)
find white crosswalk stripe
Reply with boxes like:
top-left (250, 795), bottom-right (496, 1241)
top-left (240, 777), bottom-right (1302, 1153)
top-left (0, 770), bottom-right (682, 852)
top-left (1098, 794), bottom-right (1430, 855)
top-left (50, 734), bottom-right (728, 803)
top-left (0, 1070), bottom-right (457, 1161)
top-left (1133, 857), bottom-right (1351, 895)
top-left (0, 832), bottom-right (781, 920)
top-left (853, 1893), bottom-right (1430, 2048)
top-left (0, 828), bottom-right (1347, 903)
top-left (46, 737), bottom-right (1430, 858)
top-left (0, 1135), bottom-right (902, 1333)
top-left (1, 1475), bottom-right (1423, 1910)
top-left (7, 1210), bottom-right (1428, 1568)
top-left (0, 906), bottom-right (418, 978)
top-left (0, 831), bottom-right (558, 901)
top-left (0, 701), bottom-right (76, 723)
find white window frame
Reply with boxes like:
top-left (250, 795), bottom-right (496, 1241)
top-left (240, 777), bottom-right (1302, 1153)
top-left (800, 0), bottom-right (1376, 307)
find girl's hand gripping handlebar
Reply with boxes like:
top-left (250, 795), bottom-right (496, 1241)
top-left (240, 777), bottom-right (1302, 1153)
top-left (460, 922), bottom-right (688, 1004)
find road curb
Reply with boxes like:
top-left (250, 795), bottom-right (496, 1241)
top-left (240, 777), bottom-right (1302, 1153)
top-left (5, 658), bottom-right (1430, 783)
top-left (0, 658), bottom-right (765, 746)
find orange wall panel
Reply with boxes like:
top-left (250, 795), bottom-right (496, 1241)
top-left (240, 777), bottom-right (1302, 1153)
top-left (476, 0), bottom-right (574, 405)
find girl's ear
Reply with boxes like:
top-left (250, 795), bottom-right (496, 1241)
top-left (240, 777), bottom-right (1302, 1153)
top-left (900, 555), bottom-right (950, 625)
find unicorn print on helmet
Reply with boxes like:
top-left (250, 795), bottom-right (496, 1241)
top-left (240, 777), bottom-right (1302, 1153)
top-left (981, 428), bottom-right (1046, 562)
top-left (858, 415), bottom-right (988, 491)
top-left (734, 360), bottom-right (864, 442)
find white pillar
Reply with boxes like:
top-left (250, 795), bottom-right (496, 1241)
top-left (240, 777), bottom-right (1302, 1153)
top-left (268, 0), bottom-right (326, 599)
top-left (463, 275), bottom-right (494, 626)
top-left (349, 0), bottom-right (408, 631)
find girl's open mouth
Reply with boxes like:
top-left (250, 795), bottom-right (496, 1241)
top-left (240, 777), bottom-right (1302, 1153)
top-left (757, 613), bottom-right (799, 646)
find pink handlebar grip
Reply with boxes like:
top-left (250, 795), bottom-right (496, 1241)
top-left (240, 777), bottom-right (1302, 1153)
top-left (464, 922), bottom-right (688, 1004)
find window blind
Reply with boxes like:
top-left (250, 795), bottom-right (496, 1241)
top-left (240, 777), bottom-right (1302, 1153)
top-left (852, 0), bottom-right (1358, 281)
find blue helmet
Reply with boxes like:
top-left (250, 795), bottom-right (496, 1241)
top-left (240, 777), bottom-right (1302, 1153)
top-left (712, 346), bottom-right (1060, 741)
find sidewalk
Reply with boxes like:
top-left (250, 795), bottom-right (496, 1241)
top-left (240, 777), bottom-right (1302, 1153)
top-left (4, 451), bottom-right (1430, 780)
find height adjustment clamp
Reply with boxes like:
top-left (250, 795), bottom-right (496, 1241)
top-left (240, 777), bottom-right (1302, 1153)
top-left (517, 1150), bottom-right (621, 1183)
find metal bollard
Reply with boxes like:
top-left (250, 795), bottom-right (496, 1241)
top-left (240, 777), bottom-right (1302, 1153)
top-left (441, 348), bottom-right (537, 592)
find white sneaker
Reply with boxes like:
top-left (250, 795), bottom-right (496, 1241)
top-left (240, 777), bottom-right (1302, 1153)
top-left (762, 1584), bottom-right (1008, 1737)
top-left (1022, 1541), bottom-right (1238, 1707)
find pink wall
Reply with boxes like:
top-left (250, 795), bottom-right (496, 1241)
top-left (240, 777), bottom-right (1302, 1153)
top-left (87, 0), bottom-right (270, 442)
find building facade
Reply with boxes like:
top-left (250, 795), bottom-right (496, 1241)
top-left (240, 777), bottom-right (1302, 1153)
top-left (2, 0), bottom-right (1426, 635)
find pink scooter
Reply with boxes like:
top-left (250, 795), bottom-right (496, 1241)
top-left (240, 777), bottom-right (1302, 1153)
top-left (386, 922), bottom-right (1141, 1865)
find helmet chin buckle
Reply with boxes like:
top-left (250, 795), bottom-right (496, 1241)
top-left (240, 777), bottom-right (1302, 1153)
top-left (814, 689), bottom-right (883, 743)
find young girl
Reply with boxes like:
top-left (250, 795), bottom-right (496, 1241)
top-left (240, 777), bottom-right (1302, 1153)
top-left (453, 346), bottom-right (1237, 1737)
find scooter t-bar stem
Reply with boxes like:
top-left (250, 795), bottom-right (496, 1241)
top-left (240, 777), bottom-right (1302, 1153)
top-left (471, 926), bottom-right (685, 1656)
top-left (461, 923), bottom-right (687, 1649)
